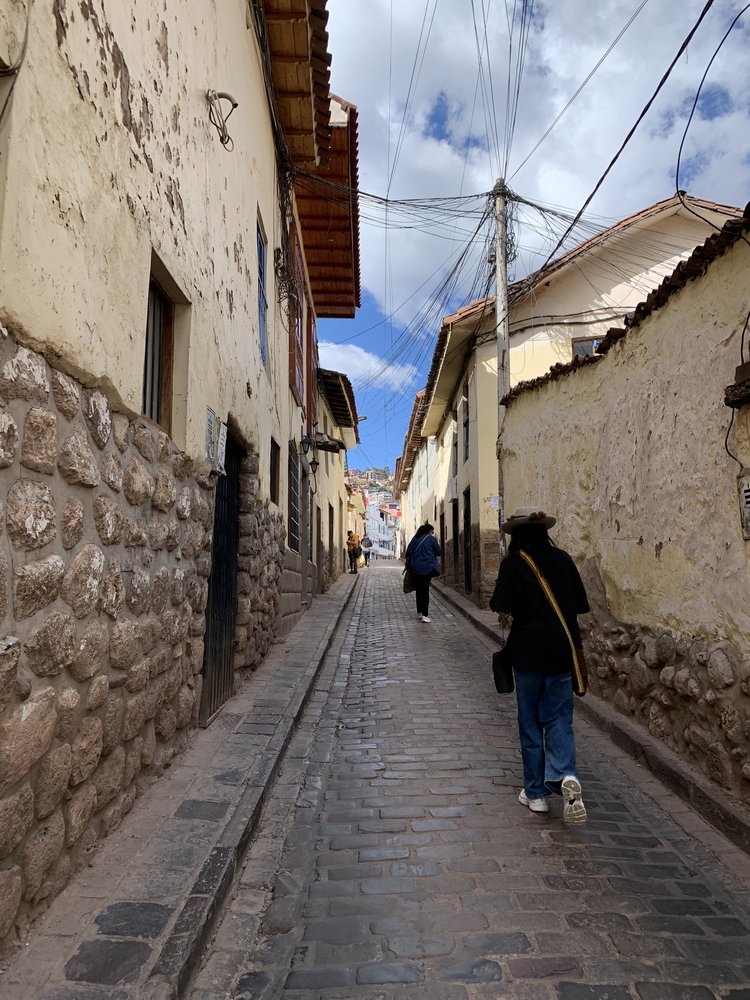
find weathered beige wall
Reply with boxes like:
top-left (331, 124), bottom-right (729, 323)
top-left (0, 0), bottom-right (294, 467)
top-left (500, 237), bottom-right (750, 800)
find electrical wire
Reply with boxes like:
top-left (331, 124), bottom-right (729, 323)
top-left (387, 0), bottom-right (440, 194)
top-left (509, 0), bottom-right (650, 180)
top-left (535, 0), bottom-right (718, 274)
top-left (675, 2), bottom-right (750, 250)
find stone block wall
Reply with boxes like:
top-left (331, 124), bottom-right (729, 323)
top-left (581, 565), bottom-right (750, 803)
top-left (0, 336), bottom-right (219, 950)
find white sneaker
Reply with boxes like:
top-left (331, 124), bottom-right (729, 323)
top-left (561, 775), bottom-right (587, 824)
top-left (420, 615), bottom-right (431, 623)
top-left (518, 789), bottom-right (548, 813)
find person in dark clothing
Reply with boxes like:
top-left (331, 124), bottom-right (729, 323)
top-left (404, 523), bottom-right (442, 623)
top-left (490, 506), bottom-right (589, 824)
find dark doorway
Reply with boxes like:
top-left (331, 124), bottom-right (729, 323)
top-left (463, 487), bottom-right (472, 594)
top-left (316, 505), bottom-right (322, 592)
top-left (328, 503), bottom-right (334, 581)
top-left (451, 500), bottom-right (459, 582)
top-left (439, 511), bottom-right (446, 576)
top-left (200, 437), bottom-right (241, 726)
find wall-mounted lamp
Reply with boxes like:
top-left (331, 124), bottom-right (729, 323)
top-left (300, 434), bottom-right (313, 456)
top-left (309, 456), bottom-right (319, 496)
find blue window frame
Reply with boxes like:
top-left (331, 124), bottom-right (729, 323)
top-left (257, 219), bottom-right (268, 365)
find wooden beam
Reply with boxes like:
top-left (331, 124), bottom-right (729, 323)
top-left (265, 12), bottom-right (307, 22)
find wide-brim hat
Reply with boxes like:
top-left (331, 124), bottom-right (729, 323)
top-left (501, 506), bottom-right (556, 533)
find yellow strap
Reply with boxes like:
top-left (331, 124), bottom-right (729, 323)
top-left (519, 550), bottom-right (577, 663)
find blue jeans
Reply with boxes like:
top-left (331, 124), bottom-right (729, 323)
top-left (514, 669), bottom-right (578, 799)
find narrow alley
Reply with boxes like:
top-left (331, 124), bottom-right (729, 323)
top-left (6, 562), bottom-right (749, 1000)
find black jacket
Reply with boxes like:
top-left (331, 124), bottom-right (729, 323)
top-left (490, 547), bottom-right (589, 674)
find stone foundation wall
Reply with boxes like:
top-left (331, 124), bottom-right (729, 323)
top-left (581, 566), bottom-right (750, 805)
top-left (0, 336), bottom-right (221, 950)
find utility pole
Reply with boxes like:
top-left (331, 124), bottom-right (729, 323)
top-left (494, 178), bottom-right (509, 554)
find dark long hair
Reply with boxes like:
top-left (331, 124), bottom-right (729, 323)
top-left (508, 524), bottom-right (556, 573)
top-left (411, 522), bottom-right (434, 545)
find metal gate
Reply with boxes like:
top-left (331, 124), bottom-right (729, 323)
top-left (463, 486), bottom-right (472, 594)
top-left (199, 437), bottom-right (241, 726)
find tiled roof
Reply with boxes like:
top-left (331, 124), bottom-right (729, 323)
top-left (424, 194), bottom-right (743, 417)
top-left (395, 390), bottom-right (427, 493)
top-left (502, 201), bottom-right (750, 405)
top-left (596, 202), bottom-right (750, 356)
top-left (318, 368), bottom-right (360, 442)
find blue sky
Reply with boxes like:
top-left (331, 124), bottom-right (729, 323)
top-left (318, 0), bottom-right (750, 473)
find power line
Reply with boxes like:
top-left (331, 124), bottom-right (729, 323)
top-left (675, 2), bottom-right (750, 250)
top-left (534, 0), bottom-right (718, 274)
top-left (509, 0), bottom-right (650, 181)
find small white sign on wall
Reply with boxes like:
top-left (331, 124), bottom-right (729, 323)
top-left (217, 421), bottom-right (227, 475)
top-left (205, 407), bottom-right (227, 473)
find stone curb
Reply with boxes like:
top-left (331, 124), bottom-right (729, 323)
top-left (432, 578), bottom-right (750, 859)
top-left (143, 574), bottom-right (361, 1000)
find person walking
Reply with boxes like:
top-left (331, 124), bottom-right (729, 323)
top-left (346, 529), bottom-right (361, 574)
top-left (405, 522), bottom-right (442, 623)
top-left (489, 506), bottom-right (589, 824)
top-left (361, 534), bottom-right (373, 567)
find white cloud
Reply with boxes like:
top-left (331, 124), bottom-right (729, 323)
top-left (326, 0), bottom-right (750, 315)
top-left (318, 341), bottom-right (420, 390)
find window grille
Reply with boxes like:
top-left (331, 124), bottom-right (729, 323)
top-left (257, 220), bottom-right (268, 365)
top-left (288, 443), bottom-right (300, 552)
top-left (270, 438), bottom-right (280, 504)
top-left (143, 281), bottom-right (174, 433)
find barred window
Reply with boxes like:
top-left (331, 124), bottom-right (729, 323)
top-left (270, 438), bottom-right (280, 505)
top-left (257, 218), bottom-right (268, 365)
top-left (143, 280), bottom-right (174, 433)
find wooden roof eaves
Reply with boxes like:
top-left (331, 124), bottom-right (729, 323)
top-left (262, 0), bottom-right (333, 168)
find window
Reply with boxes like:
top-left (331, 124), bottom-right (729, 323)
top-left (288, 442), bottom-right (300, 552)
top-left (572, 337), bottom-right (600, 358)
top-left (451, 411), bottom-right (458, 477)
top-left (143, 280), bottom-right (174, 433)
top-left (257, 218), bottom-right (268, 365)
top-left (270, 438), bottom-right (280, 505)
top-left (288, 226), bottom-right (305, 404)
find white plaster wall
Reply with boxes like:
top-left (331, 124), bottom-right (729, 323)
top-left (0, 0), bottom-right (294, 469)
top-left (313, 395), bottom-right (349, 576)
top-left (500, 239), bottom-right (750, 654)
top-left (509, 210), bottom-right (736, 385)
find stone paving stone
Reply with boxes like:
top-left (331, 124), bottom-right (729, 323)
top-left (634, 985), bottom-right (718, 1000)
top-left (64, 939), bottom-right (152, 986)
top-left (160, 565), bottom-right (750, 998)
top-left (174, 799), bottom-right (230, 821)
top-left (556, 986), bottom-right (632, 1000)
top-left (93, 901), bottom-right (173, 939)
top-left (356, 961), bottom-right (425, 984)
top-left (40, 987), bottom-right (132, 1000)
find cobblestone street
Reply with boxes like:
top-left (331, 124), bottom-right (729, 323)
top-left (190, 563), bottom-right (750, 1000)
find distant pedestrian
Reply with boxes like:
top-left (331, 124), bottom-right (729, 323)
top-left (346, 530), bottom-right (361, 574)
top-left (490, 506), bottom-right (589, 824)
top-left (404, 522), bottom-right (442, 623)
top-left (361, 534), bottom-right (373, 566)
